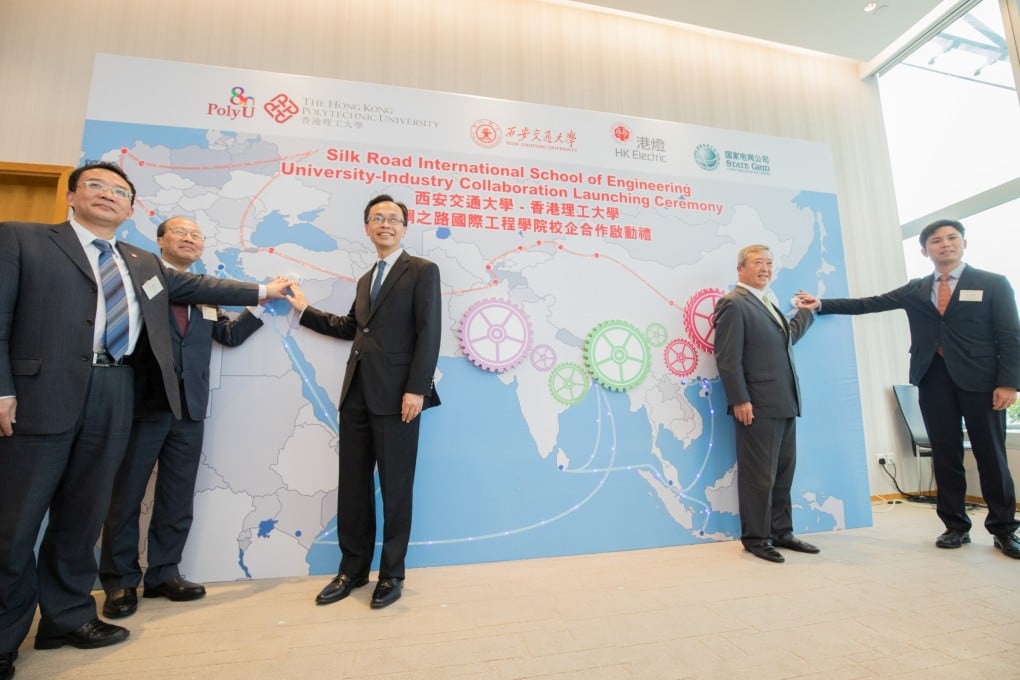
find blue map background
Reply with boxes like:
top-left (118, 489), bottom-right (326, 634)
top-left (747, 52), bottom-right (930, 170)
top-left (82, 120), bottom-right (871, 582)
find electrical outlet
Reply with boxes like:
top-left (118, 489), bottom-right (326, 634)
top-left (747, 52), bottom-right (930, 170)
top-left (875, 453), bottom-right (890, 466)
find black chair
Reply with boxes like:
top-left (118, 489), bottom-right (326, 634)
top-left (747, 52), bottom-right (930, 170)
top-left (892, 384), bottom-right (932, 489)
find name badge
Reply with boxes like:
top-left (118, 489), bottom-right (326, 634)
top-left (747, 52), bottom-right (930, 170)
top-left (201, 305), bottom-right (218, 321)
top-left (142, 276), bottom-right (164, 300)
top-left (959, 289), bottom-right (983, 302)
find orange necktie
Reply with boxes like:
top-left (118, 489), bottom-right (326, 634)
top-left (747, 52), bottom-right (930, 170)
top-left (936, 273), bottom-right (951, 315)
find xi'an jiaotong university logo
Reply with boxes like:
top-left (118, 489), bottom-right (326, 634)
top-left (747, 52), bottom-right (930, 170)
top-left (471, 119), bottom-right (502, 148)
top-left (264, 93), bottom-right (300, 124)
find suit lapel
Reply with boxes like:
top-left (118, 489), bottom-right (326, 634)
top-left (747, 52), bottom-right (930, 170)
top-left (368, 252), bottom-right (409, 318)
top-left (49, 222), bottom-right (95, 284)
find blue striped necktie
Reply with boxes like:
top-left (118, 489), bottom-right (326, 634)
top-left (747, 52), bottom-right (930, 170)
top-left (93, 239), bottom-right (130, 360)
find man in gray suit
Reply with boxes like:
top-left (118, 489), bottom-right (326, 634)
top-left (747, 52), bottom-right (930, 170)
top-left (0, 162), bottom-right (291, 678)
top-left (100, 216), bottom-right (267, 620)
top-left (712, 244), bottom-right (819, 563)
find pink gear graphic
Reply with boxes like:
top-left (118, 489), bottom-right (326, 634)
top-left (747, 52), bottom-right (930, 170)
top-left (458, 298), bottom-right (533, 372)
top-left (683, 288), bottom-right (725, 353)
top-left (663, 338), bottom-right (698, 377)
top-left (530, 344), bottom-right (557, 372)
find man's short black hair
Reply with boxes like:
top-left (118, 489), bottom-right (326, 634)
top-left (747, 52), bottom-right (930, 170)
top-left (68, 161), bottom-right (137, 206)
top-left (919, 219), bottom-right (965, 247)
top-left (363, 194), bottom-right (408, 225)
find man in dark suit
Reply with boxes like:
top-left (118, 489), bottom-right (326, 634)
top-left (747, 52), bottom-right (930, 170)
top-left (0, 162), bottom-right (291, 678)
top-left (712, 244), bottom-right (819, 563)
top-left (99, 216), bottom-right (266, 620)
top-left (289, 194), bottom-right (441, 609)
top-left (798, 219), bottom-right (1020, 558)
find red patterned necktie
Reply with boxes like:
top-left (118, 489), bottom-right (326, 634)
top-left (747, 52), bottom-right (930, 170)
top-left (173, 303), bottom-right (190, 334)
top-left (936, 273), bottom-right (951, 315)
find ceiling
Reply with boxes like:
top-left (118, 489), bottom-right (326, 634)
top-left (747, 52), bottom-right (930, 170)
top-left (566, 0), bottom-right (963, 63)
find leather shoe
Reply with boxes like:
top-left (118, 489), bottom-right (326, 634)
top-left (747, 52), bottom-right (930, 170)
top-left (935, 529), bottom-right (970, 549)
top-left (315, 573), bottom-right (369, 605)
top-left (143, 575), bottom-right (206, 601)
top-left (370, 577), bottom-right (403, 608)
top-left (102, 587), bottom-right (138, 619)
top-left (745, 542), bottom-right (784, 563)
top-left (774, 534), bottom-right (821, 554)
top-left (993, 532), bottom-right (1020, 559)
top-left (34, 618), bottom-right (129, 650)
top-left (0, 651), bottom-right (16, 680)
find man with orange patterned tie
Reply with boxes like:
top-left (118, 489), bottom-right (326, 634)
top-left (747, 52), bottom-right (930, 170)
top-left (798, 219), bottom-right (1020, 559)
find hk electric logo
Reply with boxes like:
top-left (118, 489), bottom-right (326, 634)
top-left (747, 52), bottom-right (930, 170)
top-left (612, 123), bottom-right (631, 143)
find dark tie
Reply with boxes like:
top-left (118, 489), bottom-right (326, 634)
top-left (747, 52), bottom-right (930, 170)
top-left (936, 273), bottom-right (951, 315)
top-left (370, 260), bottom-right (387, 305)
top-left (93, 239), bottom-right (130, 360)
top-left (173, 303), bottom-right (190, 335)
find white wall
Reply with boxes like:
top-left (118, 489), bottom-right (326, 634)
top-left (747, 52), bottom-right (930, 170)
top-left (0, 0), bottom-right (924, 497)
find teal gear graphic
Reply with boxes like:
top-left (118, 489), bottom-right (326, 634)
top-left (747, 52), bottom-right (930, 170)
top-left (583, 320), bottom-right (651, 391)
top-left (644, 322), bottom-right (668, 348)
top-left (547, 362), bottom-right (590, 405)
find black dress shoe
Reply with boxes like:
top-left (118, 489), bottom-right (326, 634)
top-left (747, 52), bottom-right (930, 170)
top-left (315, 573), bottom-right (369, 605)
top-left (0, 651), bottom-right (16, 680)
top-left (993, 532), bottom-right (1020, 559)
top-left (34, 618), bottom-right (130, 650)
top-left (935, 529), bottom-right (970, 549)
top-left (745, 542), bottom-right (784, 563)
top-left (143, 575), bottom-right (206, 601)
top-left (371, 578), bottom-right (403, 609)
top-left (773, 535), bottom-right (821, 554)
top-left (102, 587), bottom-right (138, 619)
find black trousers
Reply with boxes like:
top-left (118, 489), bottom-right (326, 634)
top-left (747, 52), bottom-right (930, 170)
top-left (336, 368), bottom-right (420, 581)
top-left (100, 410), bottom-right (205, 590)
top-left (919, 354), bottom-right (1018, 536)
top-left (0, 365), bottom-right (133, 652)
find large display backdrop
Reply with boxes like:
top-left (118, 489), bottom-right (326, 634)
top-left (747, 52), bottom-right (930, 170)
top-left (83, 54), bottom-right (870, 582)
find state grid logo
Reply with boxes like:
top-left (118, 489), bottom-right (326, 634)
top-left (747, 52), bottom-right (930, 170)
top-left (470, 119), bottom-right (502, 148)
top-left (264, 93), bottom-right (300, 124)
top-left (694, 144), bottom-right (720, 171)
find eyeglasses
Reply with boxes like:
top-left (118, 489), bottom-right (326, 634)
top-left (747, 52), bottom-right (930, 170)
top-left (81, 180), bottom-right (133, 201)
top-left (166, 227), bottom-right (206, 241)
top-left (369, 214), bottom-right (405, 227)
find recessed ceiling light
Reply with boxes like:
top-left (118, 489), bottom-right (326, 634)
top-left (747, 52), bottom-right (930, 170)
top-left (864, 2), bottom-right (881, 12)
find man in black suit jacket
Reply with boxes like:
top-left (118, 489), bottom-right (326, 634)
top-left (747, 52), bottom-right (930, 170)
top-left (799, 219), bottom-right (1020, 559)
top-left (713, 244), bottom-right (819, 563)
top-left (0, 162), bottom-right (292, 676)
top-left (289, 194), bottom-right (441, 609)
top-left (99, 216), bottom-right (266, 620)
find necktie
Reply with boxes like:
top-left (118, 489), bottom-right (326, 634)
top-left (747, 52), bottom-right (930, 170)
top-left (370, 260), bottom-right (387, 305)
top-left (763, 296), bottom-right (785, 328)
top-left (936, 273), bottom-right (951, 315)
top-left (172, 303), bottom-right (190, 335)
top-left (93, 239), bottom-right (130, 360)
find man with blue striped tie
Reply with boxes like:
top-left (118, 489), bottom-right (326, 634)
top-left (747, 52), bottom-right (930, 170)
top-left (0, 161), bottom-right (293, 679)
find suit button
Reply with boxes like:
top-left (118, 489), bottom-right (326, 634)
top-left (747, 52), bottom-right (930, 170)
top-left (81, 352), bottom-right (91, 361)
top-left (85, 319), bottom-right (94, 326)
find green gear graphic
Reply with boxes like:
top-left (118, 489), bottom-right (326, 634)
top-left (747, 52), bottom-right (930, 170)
top-left (584, 320), bottom-right (651, 391)
top-left (644, 322), bottom-right (668, 347)
top-left (547, 362), bottom-right (590, 405)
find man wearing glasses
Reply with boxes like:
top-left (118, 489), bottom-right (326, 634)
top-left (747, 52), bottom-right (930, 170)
top-left (99, 216), bottom-right (266, 621)
top-left (0, 162), bottom-right (292, 678)
top-left (288, 194), bottom-right (441, 609)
